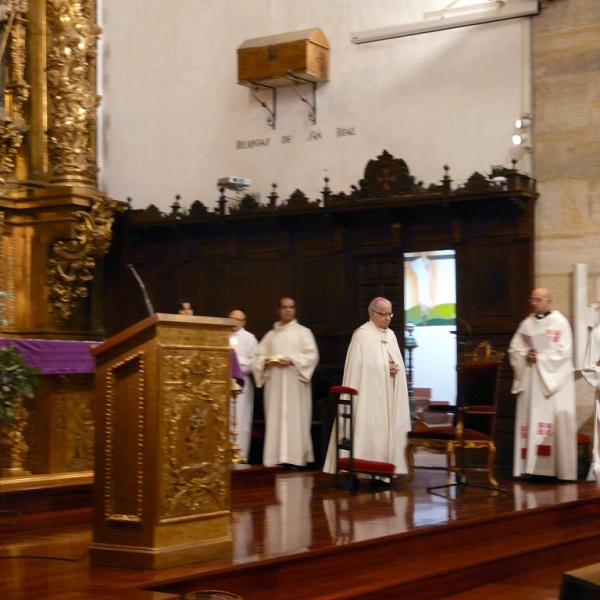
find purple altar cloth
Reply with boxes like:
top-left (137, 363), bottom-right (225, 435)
top-left (231, 350), bottom-right (244, 387)
top-left (0, 339), bottom-right (243, 379)
top-left (0, 339), bottom-right (100, 374)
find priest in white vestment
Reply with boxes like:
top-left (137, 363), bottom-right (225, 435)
top-left (252, 297), bottom-right (319, 468)
top-left (508, 287), bottom-right (577, 480)
top-left (229, 309), bottom-right (258, 460)
top-left (581, 325), bottom-right (600, 481)
top-left (323, 297), bottom-right (411, 476)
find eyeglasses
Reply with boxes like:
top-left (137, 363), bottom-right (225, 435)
top-left (372, 310), bottom-right (393, 318)
top-left (528, 297), bottom-right (545, 303)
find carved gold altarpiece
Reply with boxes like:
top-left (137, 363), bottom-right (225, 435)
top-left (0, 0), bottom-right (119, 339)
top-left (0, 1), bottom-right (119, 484)
top-left (90, 314), bottom-right (235, 570)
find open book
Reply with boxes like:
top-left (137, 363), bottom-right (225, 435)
top-left (521, 332), bottom-right (551, 352)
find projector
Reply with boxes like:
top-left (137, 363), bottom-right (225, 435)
top-left (217, 176), bottom-right (251, 190)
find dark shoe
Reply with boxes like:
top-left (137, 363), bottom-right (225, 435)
top-left (371, 478), bottom-right (392, 488)
top-left (283, 463), bottom-right (302, 471)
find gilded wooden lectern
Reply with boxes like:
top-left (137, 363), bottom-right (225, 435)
top-left (89, 313), bottom-right (235, 569)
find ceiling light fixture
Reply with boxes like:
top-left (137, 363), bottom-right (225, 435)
top-left (350, 0), bottom-right (540, 44)
top-left (512, 132), bottom-right (529, 146)
top-left (515, 113), bottom-right (532, 129)
top-left (512, 111), bottom-right (533, 151)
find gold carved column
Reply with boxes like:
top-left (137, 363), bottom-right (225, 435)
top-left (90, 314), bottom-right (235, 570)
top-left (0, 1), bottom-right (118, 485)
top-left (0, 0), bottom-right (120, 340)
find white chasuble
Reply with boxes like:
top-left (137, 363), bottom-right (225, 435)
top-left (508, 310), bottom-right (577, 480)
top-left (252, 319), bottom-right (319, 467)
top-left (230, 327), bottom-right (258, 459)
top-left (323, 320), bottom-right (411, 475)
top-left (581, 325), bottom-right (600, 481)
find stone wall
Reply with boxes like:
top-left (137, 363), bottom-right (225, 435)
top-left (533, 0), bottom-right (600, 435)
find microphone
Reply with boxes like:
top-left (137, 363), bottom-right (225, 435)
top-left (126, 264), bottom-right (155, 317)
top-left (451, 317), bottom-right (473, 351)
top-left (456, 317), bottom-right (473, 338)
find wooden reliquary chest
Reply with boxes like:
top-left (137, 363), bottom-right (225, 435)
top-left (237, 28), bottom-right (329, 88)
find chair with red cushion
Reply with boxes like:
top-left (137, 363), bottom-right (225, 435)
top-left (330, 385), bottom-right (395, 490)
top-left (405, 341), bottom-right (504, 492)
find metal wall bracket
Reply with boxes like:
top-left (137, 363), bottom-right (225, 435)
top-left (249, 81), bottom-right (277, 130)
top-left (286, 70), bottom-right (317, 124)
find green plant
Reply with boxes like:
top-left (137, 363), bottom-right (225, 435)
top-left (0, 344), bottom-right (39, 426)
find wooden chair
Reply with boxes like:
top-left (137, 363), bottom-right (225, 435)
top-left (412, 387), bottom-right (432, 415)
top-left (405, 342), bottom-right (505, 492)
top-left (330, 385), bottom-right (395, 490)
top-left (412, 386), bottom-right (454, 427)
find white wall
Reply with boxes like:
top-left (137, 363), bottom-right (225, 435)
top-left (411, 326), bottom-right (457, 403)
top-left (97, 0), bottom-right (532, 212)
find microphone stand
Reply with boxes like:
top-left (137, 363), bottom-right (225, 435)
top-left (454, 317), bottom-right (473, 355)
top-left (126, 264), bottom-right (155, 317)
top-left (426, 390), bottom-right (506, 497)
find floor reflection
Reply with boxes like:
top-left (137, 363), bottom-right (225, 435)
top-left (323, 491), bottom-right (409, 545)
top-left (232, 473), bottom-right (315, 563)
top-left (265, 475), bottom-right (314, 556)
top-left (230, 469), bottom-right (600, 566)
top-left (513, 480), bottom-right (580, 509)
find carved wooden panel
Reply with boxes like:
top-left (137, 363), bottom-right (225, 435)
top-left (355, 256), bottom-right (404, 317)
top-left (23, 373), bottom-right (95, 474)
top-left (160, 347), bottom-right (230, 520)
top-left (105, 352), bottom-right (145, 523)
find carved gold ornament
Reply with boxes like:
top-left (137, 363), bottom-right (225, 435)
top-left (0, 117), bottom-right (23, 194)
top-left (5, 4), bottom-right (30, 117)
top-left (46, 0), bottom-right (101, 185)
top-left (161, 350), bottom-right (230, 519)
top-left (55, 376), bottom-right (95, 471)
top-left (0, 397), bottom-right (30, 477)
top-left (47, 197), bottom-right (117, 325)
top-left (0, 1), bottom-right (29, 195)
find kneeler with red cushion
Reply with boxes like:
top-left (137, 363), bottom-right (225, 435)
top-left (330, 385), bottom-right (395, 490)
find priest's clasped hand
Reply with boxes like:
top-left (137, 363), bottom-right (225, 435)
top-left (389, 360), bottom-right (399, 376)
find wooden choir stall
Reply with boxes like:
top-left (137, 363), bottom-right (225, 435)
top-left (110, 151), bottom-right (538, 472)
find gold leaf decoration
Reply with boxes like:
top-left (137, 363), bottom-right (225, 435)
top-left (46, 0), bottom-right (101, 185)
top-left (47, 197), bottom-right (117, 325)
top-left (160, 350), bottom-right (230, 519)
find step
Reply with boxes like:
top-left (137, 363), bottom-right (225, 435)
top-left (144, 496), bottom-right (600, 600)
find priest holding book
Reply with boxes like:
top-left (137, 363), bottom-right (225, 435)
top-left (508, 287), bottom-right (577, 480)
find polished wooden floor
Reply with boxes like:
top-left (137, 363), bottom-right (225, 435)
top-left (2, 460), bottom-right (600, 600)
